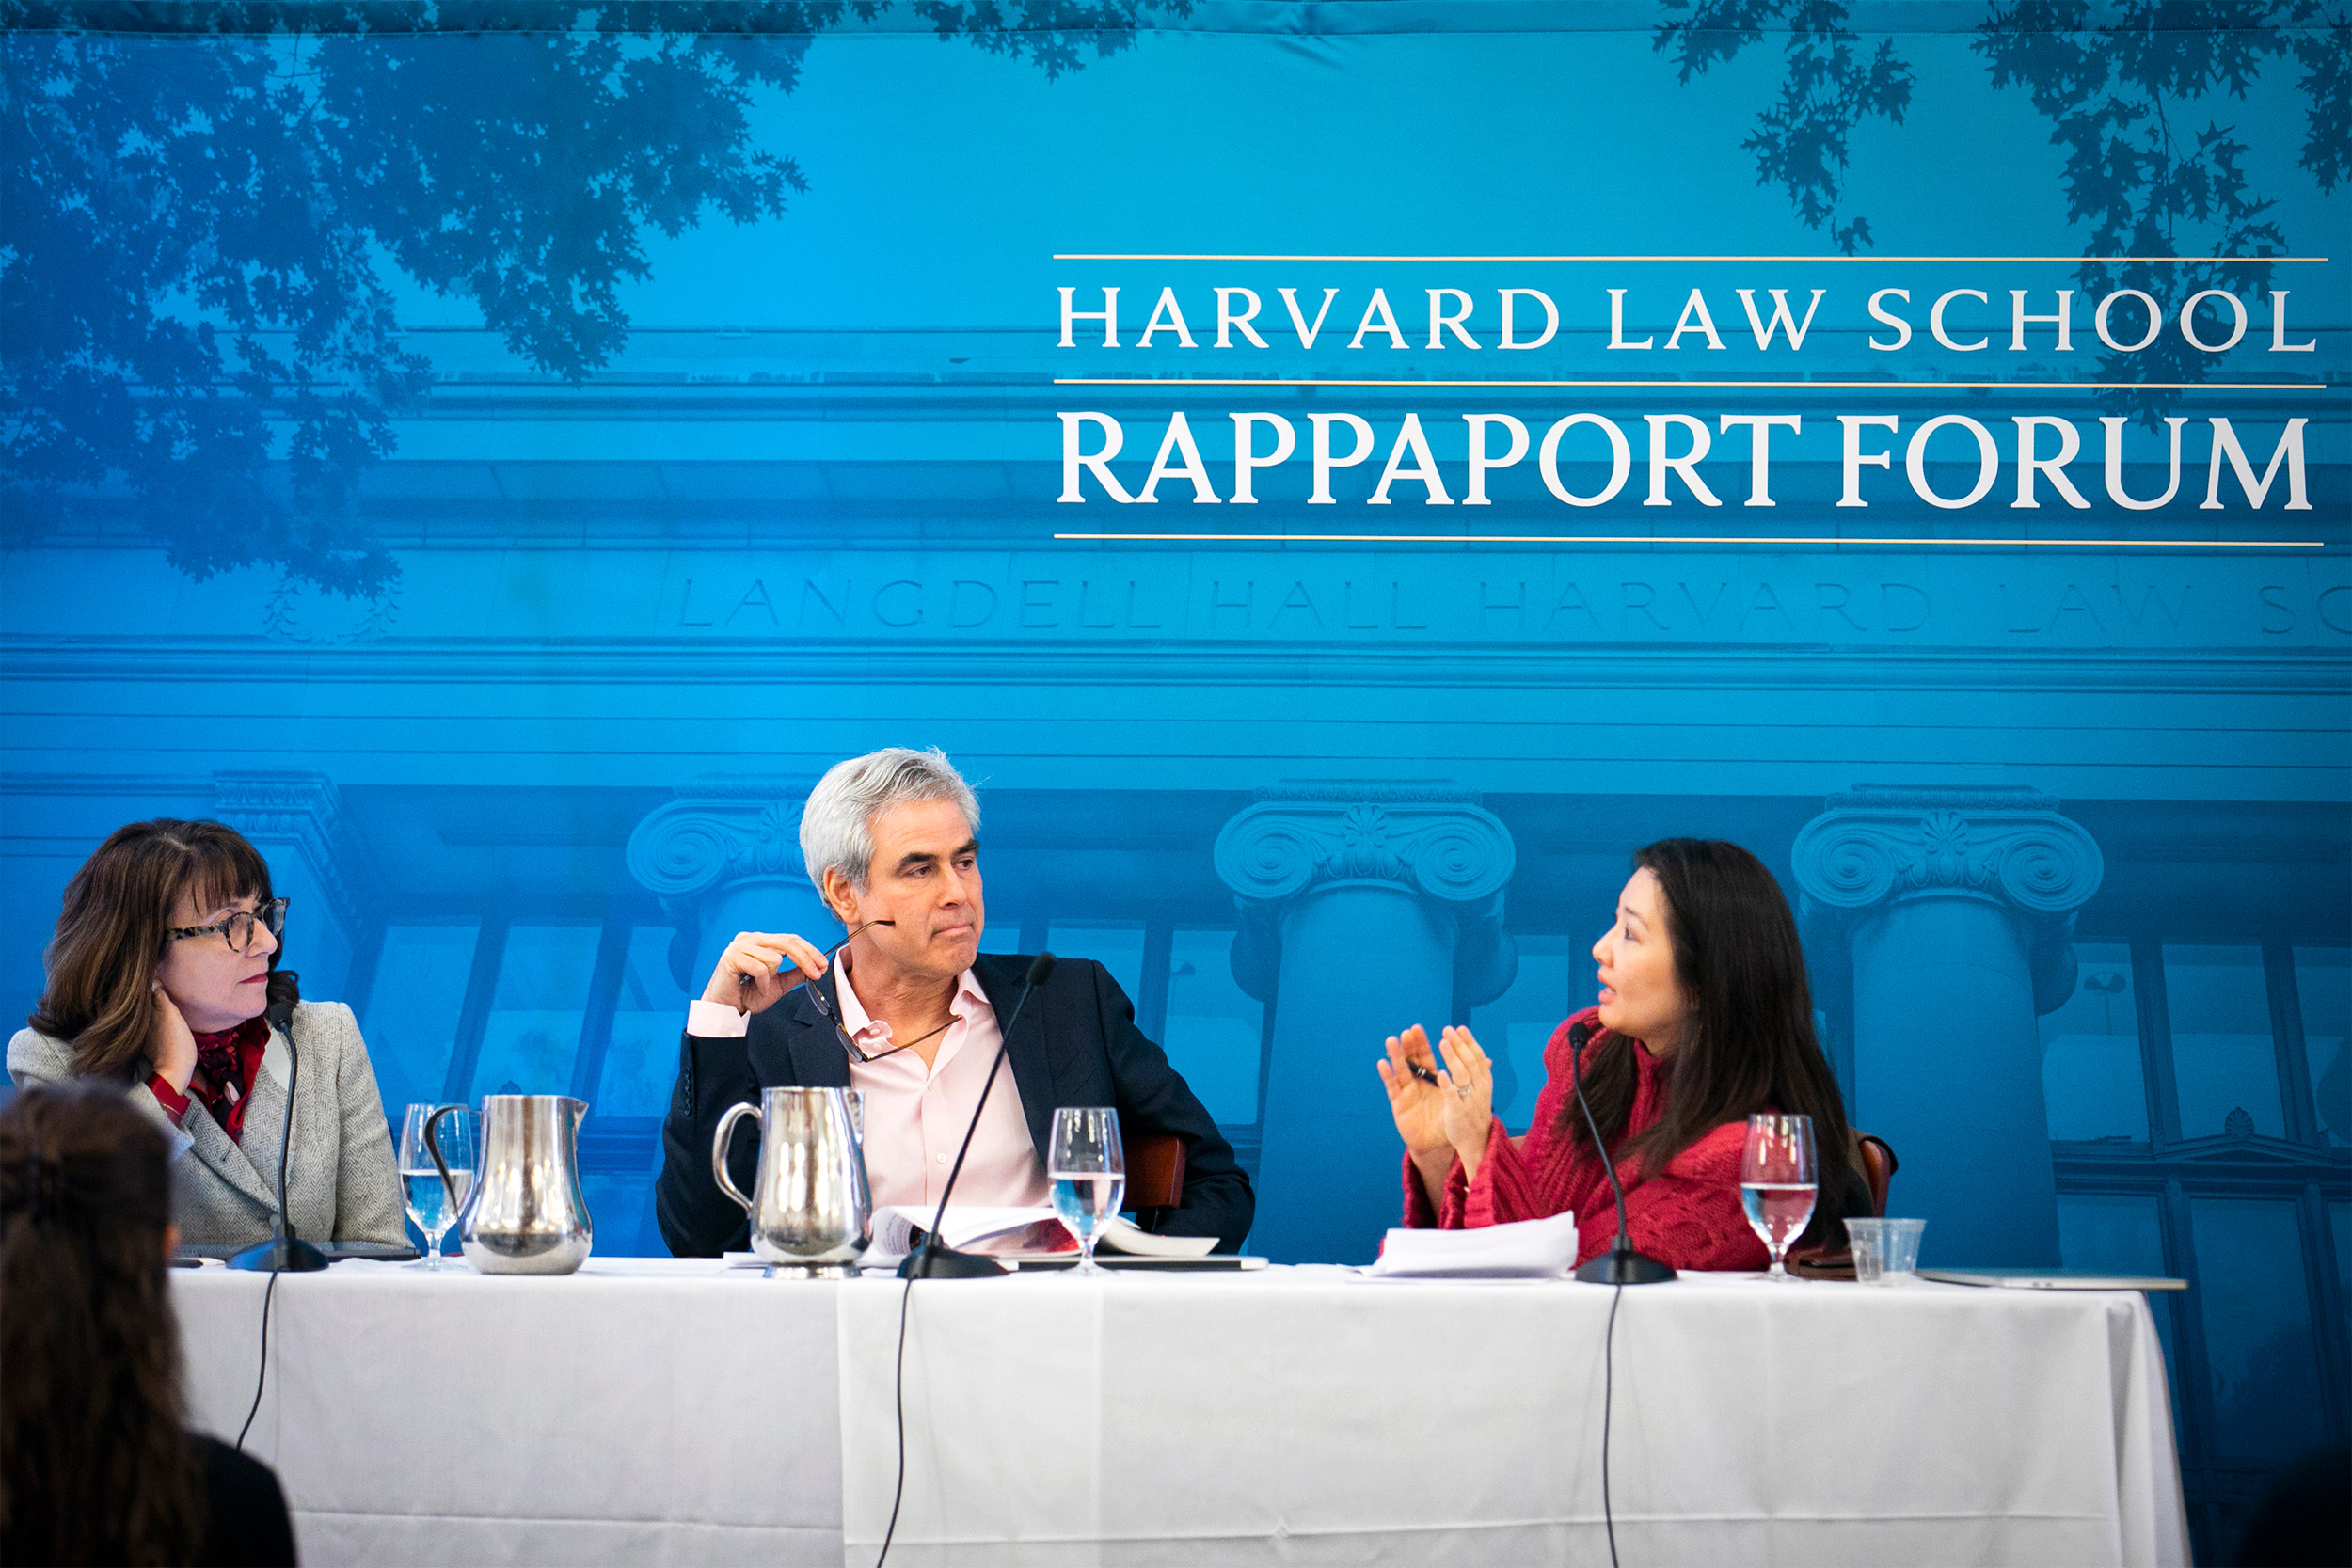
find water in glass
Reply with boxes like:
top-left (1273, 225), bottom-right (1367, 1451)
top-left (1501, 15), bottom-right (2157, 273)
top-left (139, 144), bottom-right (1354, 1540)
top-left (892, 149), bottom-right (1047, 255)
top-left (1053, 1173), bottom-right (1125, 1243)
top-left (1047, 1106), bottom-right (1124, 1276)
top-left (1739, 1114), bottom-right (1817, 1281)
top-left (1740, 1183), bottom-right (1816, 1251)
top-left (400, 1102), bottom-right (475, 1269)
top-left (402, 1166), bottom-right (473, 1237)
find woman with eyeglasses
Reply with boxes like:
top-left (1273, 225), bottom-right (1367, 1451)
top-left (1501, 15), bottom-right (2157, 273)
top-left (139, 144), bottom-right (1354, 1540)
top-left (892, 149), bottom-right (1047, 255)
top-left (8, 820), bottom-right (405, 1252)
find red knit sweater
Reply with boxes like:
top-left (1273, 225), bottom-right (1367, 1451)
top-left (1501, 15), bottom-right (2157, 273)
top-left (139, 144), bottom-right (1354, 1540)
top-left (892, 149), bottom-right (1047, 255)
top-left (1401, 1006), bottom-right (1771, 1271)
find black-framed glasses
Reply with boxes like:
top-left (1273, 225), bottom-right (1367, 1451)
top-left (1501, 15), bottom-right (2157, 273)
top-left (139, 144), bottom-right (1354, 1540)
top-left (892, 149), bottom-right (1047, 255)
top-left (165, 897), bottom-right (288, 954)
top-left (802, 920), bottom-right (918, 1065)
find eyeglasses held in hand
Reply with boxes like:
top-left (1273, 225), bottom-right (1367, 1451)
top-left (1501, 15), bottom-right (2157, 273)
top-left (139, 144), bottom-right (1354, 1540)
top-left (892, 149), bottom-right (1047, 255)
top-left (795, 920), bottom-right (920, 1066)
top-left (165, 898), bottom-right (289, 954)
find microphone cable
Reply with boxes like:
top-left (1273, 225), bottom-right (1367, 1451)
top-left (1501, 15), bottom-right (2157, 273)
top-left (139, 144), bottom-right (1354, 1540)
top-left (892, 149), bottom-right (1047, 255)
top-left (875, 951), bottom-right (1055, 1568)
top-left (1599, 1280), bottom-right (1624, 1568)
top-left (877, 1265), bottom-right (915, 1567)
top-left (234, 1270), bottom-right (280, 1451)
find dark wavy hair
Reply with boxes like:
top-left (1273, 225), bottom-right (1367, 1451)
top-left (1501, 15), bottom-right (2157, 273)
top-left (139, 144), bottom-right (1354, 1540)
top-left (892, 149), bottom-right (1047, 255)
top-left (29, 819), bottom-right (300, 1081)
top-left (1560, 838), bottom-right (1857, 1247)
top-left (0, 1085), bottom-right (207, 1565)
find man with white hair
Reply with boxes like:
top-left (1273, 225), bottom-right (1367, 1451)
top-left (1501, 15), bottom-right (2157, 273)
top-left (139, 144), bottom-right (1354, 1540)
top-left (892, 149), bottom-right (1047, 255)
top-left (655, 747), bottom-right (1254, 1257)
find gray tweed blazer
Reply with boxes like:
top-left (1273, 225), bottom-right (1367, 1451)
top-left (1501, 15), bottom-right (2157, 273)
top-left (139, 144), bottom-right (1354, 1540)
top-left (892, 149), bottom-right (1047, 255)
top-left (7, 1000), bottom-right (407, 1250)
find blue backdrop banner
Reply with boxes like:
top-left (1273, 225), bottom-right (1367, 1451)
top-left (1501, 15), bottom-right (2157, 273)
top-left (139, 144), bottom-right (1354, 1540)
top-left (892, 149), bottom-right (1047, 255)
top-left (3, 3), bottom-right (2345, 1555)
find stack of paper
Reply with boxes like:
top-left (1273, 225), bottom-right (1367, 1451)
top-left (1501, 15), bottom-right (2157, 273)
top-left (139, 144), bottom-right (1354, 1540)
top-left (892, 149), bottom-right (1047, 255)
top-left (1368, 1211), bottom-right (1581, 1278)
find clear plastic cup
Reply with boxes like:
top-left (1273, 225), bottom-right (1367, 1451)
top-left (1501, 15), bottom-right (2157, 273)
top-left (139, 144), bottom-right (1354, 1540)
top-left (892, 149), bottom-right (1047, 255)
top-left (1845, 1217), bottom-right (1926, 1284)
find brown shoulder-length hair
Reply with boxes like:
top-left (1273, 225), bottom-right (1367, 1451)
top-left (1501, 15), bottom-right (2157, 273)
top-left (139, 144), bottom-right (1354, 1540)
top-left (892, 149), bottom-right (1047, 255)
top-left (1561, 838), bottom-right (1856, 1246)
top-left (0, 1085), bottom-right (207, 1565)
top-left (29, 819), bottom-right (300, 1081)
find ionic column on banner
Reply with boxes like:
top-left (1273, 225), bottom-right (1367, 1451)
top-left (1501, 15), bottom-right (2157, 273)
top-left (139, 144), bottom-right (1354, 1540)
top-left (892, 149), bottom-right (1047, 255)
top-left (1793, 786), bottom-right (2104, 1268)
top-left (625, 782), bottom-right (833, 1001)
top-left (1216, 786), bottom-right (1518, 1264)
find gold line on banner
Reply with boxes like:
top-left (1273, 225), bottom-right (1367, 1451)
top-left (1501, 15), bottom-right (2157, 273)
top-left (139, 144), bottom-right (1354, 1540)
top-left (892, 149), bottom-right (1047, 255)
top-left (1051, 253), bottom-right (2332, 263)
top-left (1052, 378), bottom-right (2329, 390)
top-left (1052, 533), bottom-right (2327, 549)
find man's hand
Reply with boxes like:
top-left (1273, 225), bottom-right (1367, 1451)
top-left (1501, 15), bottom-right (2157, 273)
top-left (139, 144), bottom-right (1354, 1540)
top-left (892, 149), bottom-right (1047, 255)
top-left (701, 931), bottom-right (831, 1016)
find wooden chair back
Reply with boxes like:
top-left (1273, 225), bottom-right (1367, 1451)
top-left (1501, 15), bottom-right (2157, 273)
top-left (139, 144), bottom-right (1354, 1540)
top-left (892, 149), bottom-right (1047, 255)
top-left (1854, 1132), bottom-right (1899, 1218)
top-left (1125, 1131), bottom-right (1188, 1230)
top-left (1789, 1132), bottom-right (1902, 1278)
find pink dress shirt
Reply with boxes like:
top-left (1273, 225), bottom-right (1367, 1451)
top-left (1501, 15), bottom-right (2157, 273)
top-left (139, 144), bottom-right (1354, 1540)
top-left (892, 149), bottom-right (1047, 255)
top-left (686, 952), bottom-right (1051, 1212)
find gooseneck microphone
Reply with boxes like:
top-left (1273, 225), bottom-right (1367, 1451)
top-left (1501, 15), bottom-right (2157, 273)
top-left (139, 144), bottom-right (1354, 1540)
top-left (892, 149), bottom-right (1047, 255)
top-left (897, 951), bottom-right (1057, 1280)
top-left (1566, 1019), bottom-right (1676, 1287)
top-left (230, 1018), bottom-right (328, 1275)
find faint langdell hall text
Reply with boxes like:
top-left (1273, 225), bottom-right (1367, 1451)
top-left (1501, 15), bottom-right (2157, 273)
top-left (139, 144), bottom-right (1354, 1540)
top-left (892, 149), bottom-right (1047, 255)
top-left (664, 565), bottom-right (2351, 643)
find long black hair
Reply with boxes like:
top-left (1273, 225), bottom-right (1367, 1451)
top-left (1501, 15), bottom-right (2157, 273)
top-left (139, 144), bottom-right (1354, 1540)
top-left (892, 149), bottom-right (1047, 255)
top-left (0, 1085), bottom-right (207, 1565)
top-left (1560, 838), bottom-right (1857, 1245)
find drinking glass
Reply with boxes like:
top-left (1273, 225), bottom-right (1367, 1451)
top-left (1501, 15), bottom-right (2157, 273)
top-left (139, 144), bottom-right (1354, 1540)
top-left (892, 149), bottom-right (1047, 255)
top-left (400, 1103), bottom-right (475, 1270)
top-left (1047, 1107), bottom-right (1125, 1277)
top-left (1739, 1113), bottom-right (1817, 1282)
top-left (1845, 1216), bottom-right (1927, 1285)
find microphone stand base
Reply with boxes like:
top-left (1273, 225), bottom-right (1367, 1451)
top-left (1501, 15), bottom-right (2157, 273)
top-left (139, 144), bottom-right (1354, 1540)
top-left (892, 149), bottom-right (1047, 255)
top-left (897, 1244), bottom-right (1010, 1279)
top-left (229, 1235), bottom-right (330, 1274)
top-left (1576, 1247), bottom-right (1677, 1285)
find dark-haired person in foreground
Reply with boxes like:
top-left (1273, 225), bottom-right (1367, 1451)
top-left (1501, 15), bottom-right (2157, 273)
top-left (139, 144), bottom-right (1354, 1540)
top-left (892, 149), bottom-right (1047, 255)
top-left (8, 820), bottom-right (405, 1252)
top-left (657, 747), bottom-right (1253, 1256)
top-left (1380, 838), bottom-right (1867, 1270)
top-left (1, 1085), bottom-right (298, 1567)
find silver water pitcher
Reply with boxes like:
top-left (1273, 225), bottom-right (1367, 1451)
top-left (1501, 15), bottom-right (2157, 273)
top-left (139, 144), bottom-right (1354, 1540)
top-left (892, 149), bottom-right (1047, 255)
top-left (429, 1095), bottom-right (594, 1275)
top-left (712, 1085), bottom-right (871, 1276)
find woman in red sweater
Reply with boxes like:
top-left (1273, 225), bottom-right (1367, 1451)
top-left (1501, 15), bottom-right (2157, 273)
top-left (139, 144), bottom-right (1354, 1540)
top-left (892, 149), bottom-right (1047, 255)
top-left (1379, 838), bottom-right (1861, 1271)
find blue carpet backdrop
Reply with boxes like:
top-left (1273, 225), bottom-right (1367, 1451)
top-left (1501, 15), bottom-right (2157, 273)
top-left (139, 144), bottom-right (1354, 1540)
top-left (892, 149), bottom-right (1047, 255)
top-left (3, 1), bottom-right (2345, 1553)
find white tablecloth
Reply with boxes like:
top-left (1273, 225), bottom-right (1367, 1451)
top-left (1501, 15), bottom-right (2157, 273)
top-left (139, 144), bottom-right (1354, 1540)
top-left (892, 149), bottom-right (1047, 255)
top-left (835, 1268), bottom-right (2188, 1567)
top-left (177, 1261), bottom-right (2187, 1568)
top-left (177, 1259), bottom-right (842, 1567)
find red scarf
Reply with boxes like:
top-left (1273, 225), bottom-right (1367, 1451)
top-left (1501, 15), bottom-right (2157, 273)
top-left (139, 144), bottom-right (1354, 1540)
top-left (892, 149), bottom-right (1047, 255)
top-left (188, 1016), bottom-right (271, 1142)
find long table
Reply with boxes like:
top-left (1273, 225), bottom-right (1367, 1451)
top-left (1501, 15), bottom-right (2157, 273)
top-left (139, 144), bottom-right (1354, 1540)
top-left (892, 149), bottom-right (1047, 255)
top-left (175, 1259), bottom-right (2188, 1567)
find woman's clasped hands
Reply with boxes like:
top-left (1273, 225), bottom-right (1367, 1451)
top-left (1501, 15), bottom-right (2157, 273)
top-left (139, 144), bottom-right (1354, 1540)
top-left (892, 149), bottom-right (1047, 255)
top-left (1376, 1022), bottom-right (1499, 1194)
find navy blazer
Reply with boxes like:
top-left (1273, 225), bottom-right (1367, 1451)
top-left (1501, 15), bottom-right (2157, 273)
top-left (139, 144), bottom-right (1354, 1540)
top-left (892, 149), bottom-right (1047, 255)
top-left (656, 953), bottom-right (1255, 1256)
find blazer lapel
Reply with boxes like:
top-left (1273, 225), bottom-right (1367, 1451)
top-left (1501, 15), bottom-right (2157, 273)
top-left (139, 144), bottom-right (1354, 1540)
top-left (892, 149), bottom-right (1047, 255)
top-left (776, 972), bottom-right (853, 1089)
top-left (187, 1019), bottom-right (310, 1217)
top-left (974, 956), bottom-right (1056, 1163)
top-left (258, 1029), bottom-right (294, 1100)
top-left (183, 1096), bottom-right (278, 1214)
